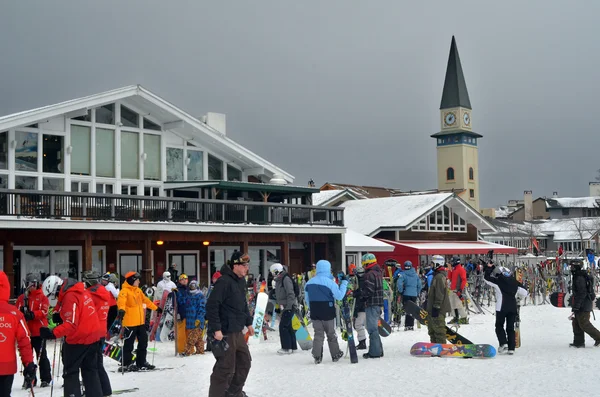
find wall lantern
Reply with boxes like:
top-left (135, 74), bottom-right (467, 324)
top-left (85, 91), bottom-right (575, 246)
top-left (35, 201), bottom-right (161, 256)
top-left (203, 241), bottom-right (210, 246)
top-left (156, 240), bottom-right (164, 246)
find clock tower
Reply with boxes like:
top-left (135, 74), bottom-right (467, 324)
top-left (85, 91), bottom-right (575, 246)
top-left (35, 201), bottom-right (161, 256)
top-left (432, 36), bottom-right (482, 210)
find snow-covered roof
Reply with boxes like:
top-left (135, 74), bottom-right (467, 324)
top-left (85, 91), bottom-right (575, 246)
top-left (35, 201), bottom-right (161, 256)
top-left (495, 205), bottom-right (519, 218)
top-left (382, 240), bottom-right (517, 254)
top-left (311, 189), bottom-right (361, 206)
top-left (482, 217), bottom-right (600, 242)
top-left (546, 197), bottom-right (600, 209)
top-left (345, 229), bottom-right (394, 252)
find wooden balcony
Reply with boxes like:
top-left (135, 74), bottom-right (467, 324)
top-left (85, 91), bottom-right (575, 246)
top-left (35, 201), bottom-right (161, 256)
top-left (0, 189), bottom-right (344, 227)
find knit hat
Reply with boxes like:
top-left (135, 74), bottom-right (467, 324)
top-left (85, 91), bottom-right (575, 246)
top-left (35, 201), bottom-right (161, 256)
top-left (361, 253), bottom-right (377, 266)
top-left (230, 251), bottom-right (250, 266)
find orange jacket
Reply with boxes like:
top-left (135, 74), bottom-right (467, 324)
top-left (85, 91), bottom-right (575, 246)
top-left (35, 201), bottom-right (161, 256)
top-left (449, 265), bottom-right (467, 291)
top-left (117, 281), bottom-right (157, 327)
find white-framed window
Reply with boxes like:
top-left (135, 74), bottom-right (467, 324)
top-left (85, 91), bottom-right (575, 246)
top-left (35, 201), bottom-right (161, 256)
top-left (144, 186), bottom-right (160, 197)
top-left (96, 183), bottom-right (114, 194)
top-left (121, 184), bottom-right (139, 196)
top-left (411, 206), bottom-right (467, 233)
top-left (0, 130), bottom-right (8, 170)
top-left (71, 180), bottom-right (90, 193)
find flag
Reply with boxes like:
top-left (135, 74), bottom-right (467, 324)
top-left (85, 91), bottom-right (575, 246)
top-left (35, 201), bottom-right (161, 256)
top-left (532, 237), bottom-right (540, 256)
top-left (558, 244), bottom-right (564, 257)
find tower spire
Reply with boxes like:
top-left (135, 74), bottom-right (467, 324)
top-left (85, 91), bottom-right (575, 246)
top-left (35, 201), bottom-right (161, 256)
top-left (440, 36), bottom-right (471, 110)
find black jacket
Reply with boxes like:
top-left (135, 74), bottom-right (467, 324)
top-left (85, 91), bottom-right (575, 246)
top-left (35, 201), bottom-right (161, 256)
top-left (572, 270), bottom-right (594, 312)
top-left (206, 264), bottom-right (252, 334)
top-left (362, 264), bottom-right (383, 307)
top-left (483, 266), bottom-right (528, 313)
top-left (352, 274), bottom-right (366, 314)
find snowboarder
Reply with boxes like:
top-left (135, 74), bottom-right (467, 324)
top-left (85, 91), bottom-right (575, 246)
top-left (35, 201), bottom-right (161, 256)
top-left (206, 251), bottom-right (254, 397)
top-left (0, 271), bottom-right (37, 397)
top-left (155, 271), bottom-right (177, 301)
top-left (352, 265), bottom-right (367, 350)
top-left (304, 259), bottom-right (348, 363)
top-left (448, 257), bottom-right (469, 324)
top-left (40, 276), bottom-right (105, 397)
top-left (397, 261), bottom-right (422, 331)
top-left (271, 262), bottom-right (298, 354)
top-left (15, 272), bottom-right (52, 389)
top-left (568, 260), bottom-right (600, 348)
top-left (183, 280), bottom-right (206, 355)
top-left (483, 263), bottom-right (528, 354)
top-left (360, 253), bottom-right (384, 359)
top-left (427, 260), bottom-right (451, 343)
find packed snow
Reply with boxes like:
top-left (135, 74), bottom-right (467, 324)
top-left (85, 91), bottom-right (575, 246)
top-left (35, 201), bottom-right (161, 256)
top-left (11, 305), bottom-right (600, 397)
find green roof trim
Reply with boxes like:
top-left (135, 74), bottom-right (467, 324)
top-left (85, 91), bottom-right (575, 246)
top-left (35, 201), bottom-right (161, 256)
top-left (163, 180), bottom-right (319, 194)
top-left (440, 36), bottom-right (472, 110)
top-left (430, 129), bottom-right (483, 138)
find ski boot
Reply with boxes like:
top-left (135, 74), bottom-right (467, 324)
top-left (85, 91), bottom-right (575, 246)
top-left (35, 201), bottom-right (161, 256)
top-left (595, 340), bottom-right (600, 347)
top-left (458, 318), bottom-right (469, 325)
top-left (139, 362), bottom-right (156, 371)
top-left (332, 351), bottom-right (344, 362)
top-left (507, 350), bottom-right (514, 355)
top-left (356, 340), bottom-right (367, 350)
top-left (498, 345), bottom-right (508, 354)
top-left (40, 381), bottom-right (51, 387)
top-left (569, 343), bottom-right (585, 348)
top-left (313, 355), bottom-right (322, 364)
top-left (404, 326), bottom-right (414, 331)
top-left (277, 349), bottom-right (293, 355)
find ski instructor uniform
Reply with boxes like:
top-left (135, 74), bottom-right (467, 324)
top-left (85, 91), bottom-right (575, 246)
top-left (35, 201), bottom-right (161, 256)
top-left (206, 251), bottom-right (254, 397)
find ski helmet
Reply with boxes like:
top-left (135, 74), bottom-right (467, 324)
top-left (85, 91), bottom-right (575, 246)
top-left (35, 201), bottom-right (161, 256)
top-left (432, 255), bottom-right (445, 270)
top-left (125, 271), bottom-right (141, 285)
top-left (163, 271), bottom-right (171, 280)
top-left (403, 261), bottom-right (413, 270)
top-left (356, 265), bottom-right (365, 275)
top-left (270, 263), bottom-right (284, 276)
top-left (361, 253), bottom-right (377, 266)
top-left (82, 270), bottom-right (101, 287)
top-left (189, 280), bottom-right (198, 290)
top-left (25, 273), bottom-right (41, 288)
top-left (42, 275), bottom-right (64, 301)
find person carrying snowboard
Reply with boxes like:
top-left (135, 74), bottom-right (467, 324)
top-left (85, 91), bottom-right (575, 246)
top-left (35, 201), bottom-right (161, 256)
top-left (304, 259), bottom-right (348, 363)
top-left (483, 262), bottom-right (528, 354)
top-left (427, 260), bottom-right (451, 343)
top-left (352, 265), bottom-right (368, 350)
top-left (15, 272), bottom-right (52, 389)
top-left (568, 260), bottom-right (600, 348)
top-left (397, 261), bottom-right (422, 331)
top-left (271, 262), bottom-right (298, 355)
top-left (360, 253), bottom-right (384, 359)
top-left (183, 280), bottom-right (206, 355)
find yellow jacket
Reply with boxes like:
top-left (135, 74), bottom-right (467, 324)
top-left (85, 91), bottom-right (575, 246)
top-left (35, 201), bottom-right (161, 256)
top-left (117, 282), bottom-right (157, 327)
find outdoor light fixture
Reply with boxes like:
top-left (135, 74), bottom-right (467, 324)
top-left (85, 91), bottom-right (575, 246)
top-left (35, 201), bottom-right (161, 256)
top-left (203, 241), bottom-right (210, 246)
top-left (156, 240), bottom-right (164, 246)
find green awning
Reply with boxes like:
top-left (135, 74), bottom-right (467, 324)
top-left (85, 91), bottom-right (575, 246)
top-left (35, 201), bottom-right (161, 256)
top-left (163, 180), bottom-right (319, 194)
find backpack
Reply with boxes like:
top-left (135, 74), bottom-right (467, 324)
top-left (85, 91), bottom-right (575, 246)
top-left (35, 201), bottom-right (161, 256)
top-left (284, 273), bottom-right (300, 299)
top-left (585, 273), bottom-right (596, 300)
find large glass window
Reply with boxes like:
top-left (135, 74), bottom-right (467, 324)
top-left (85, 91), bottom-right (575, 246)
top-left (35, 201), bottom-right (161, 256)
top-left (96, 104), bottom-right (115, 125)
top-left (71, 181), bottom-right (89, 193)
top-left (121, 105), bottom-right (139, 128)
top-left (143, 118), bottom-right (161, 131)
top-left (43, 177), bottom-right (64, 191)
top-left (121, 131), bottom-right (139, 179)
top-left (54, 250), bottom-right (79, 279)
top-left (15, 175), bottom-right (37, 190)
top-left (0, 175), bottom-right (7, 188)
top-left (15, 131), bottom-right (38, 172)
top-left (168, 253), bottom-right (197, 280)
top-left (71, 125), bottom-right (91, 175)
top-left (187, 150), bottom-right (203, 181)
top-left (208, 154), bottom-right (223, 180)
top-left (0, 131), bottom-right (7, 170)
top-left (72, 109), bottom-right (91, 122)
top-left (120, 254), bottom-right (141, 277)
top-left (227, 165), bottom-right (242, 182)
top-left (96, 128), bottom-right (115, 177)
top-left (144, 134), bottom-right (160, 181)
top-left (43, 134), bottom-right (64, 173)
top-left (24, 250), bottom-right (50, 280)
top-left (167, 148), bottom-right (183, 181)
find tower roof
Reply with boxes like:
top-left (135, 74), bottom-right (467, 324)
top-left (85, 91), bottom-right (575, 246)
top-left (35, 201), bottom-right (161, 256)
top-left (440, 36), bottom-right (471, 110)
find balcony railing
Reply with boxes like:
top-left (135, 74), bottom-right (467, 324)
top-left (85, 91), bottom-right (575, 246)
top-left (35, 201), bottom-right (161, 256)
top-left (0, 189), bottom-right (344, 227)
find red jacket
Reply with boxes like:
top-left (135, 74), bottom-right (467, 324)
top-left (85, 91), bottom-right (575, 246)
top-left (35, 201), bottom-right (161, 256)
top-left (53, 280), bottom-right (103, 345)
top-left (0, 271), bottom-right (34, 375)
top-left (16, 288), bottom-right (49, 337)
top-left (88, 283), bottom-right (112, 332)
top-left (449, 265), bottom-right (467, 291)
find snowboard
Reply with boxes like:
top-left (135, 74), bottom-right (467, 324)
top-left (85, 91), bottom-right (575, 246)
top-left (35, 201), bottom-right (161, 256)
top-left (378, 318), bottom-right (392, 337)
top-left (549, 292), bottom-right (600, 309)
top-left (149, 290), bottom-right (170, 341)
top-left (410, 342), bottom-right (496, 358)
top-left (341, 294), bottom-right (358, 363)
top-left (291, 310), bottom-right (313, 350)
top-left (159, 292), bottom-right (175, 343)
top-left (251, 282), bottom-right (269, 340)
top-left (515, 304), bottom-right (521, 348)
top-left (403, 300), bottom-right (473, 345)
top-left (113, 388), bottom-right (140, 395)
top-left (103, 340), bottom-right (135, 363)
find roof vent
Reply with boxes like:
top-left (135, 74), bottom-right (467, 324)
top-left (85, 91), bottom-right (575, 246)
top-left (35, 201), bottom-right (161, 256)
top-left (269, 173), bottom-right (287, 185)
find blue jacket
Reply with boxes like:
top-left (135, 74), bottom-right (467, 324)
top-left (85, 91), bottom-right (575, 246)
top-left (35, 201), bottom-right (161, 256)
top-left (305, 260), bottom-right (348, 321)
top-left (176, 285), bottom-right (189, 320)
top-left (426, 269), bottom-right (434, 289)
top-left (393, 268), bottom-right (403, 279)
top-left (185, 290), bottom-right (206, 330)
top-left (397, 268), bottom-right (422, 297)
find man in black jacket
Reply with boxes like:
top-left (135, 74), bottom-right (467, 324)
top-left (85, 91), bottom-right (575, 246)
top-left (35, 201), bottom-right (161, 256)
top-left (206, 251), bottom-right (254, 397)
top-left (569, 260), bottom-right (600, 348)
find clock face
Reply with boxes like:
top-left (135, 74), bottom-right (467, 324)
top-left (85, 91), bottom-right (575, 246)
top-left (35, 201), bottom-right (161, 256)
top-left (444, 112), bottom-right (456, 126)
top-left (463, 112), bottom-right (470, 126)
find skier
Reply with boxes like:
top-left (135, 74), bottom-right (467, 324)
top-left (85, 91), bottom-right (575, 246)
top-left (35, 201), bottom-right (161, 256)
top-left (82, 270), bottom-right (113, 395)
top-left (352, 265), bottom-right (368, 350)
top-left (101, 272), bottom-right (119, 331)
top-left (0, 271), bottom-right (37, 397)
top-left (116, 271), bottom-right (161, 372)
top-left (206, 251), bottom-right (254, 397)
top-left (155, 271), bottom-right (177, 301)
top-left (360, 253), bottom-right (384, 359)
top-left (483, 263), bottom-right (528, 354)
top-left (397, 261), bottom-right (422, 331)
top-left (15, 272), bottom-right (52, 389)
top-left (183, 280), bottom-right (206, 355)
top-left (304, 259), bottom-right (348, 364)
top-left (568, 260), bottom-right (600, 348)
top-left (39, 276), bottom-right (104, 397)
top-left (427, 260), bottom-right (451, 343)
top-left (447, 257), bottom-right (468, 324)
top-left (270, 263), bottom-right (298, 354)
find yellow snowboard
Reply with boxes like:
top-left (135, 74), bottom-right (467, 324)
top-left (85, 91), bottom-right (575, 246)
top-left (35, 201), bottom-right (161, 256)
top-left (176, 320), bottom-right (187, 354)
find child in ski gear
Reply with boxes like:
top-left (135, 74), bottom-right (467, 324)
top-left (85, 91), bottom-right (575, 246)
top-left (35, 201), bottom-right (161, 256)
top-left (183, 280), bottom-right (206, 355)
top-left (568, 260), bottom-right (600, 348)
top-left (397, 261), bottom-right (422, 330)
top-left (272, 262), bottom-right (298, 354)
top-left (0, 271), bottom-right (36, 397)
top-left (155, 271), bottom-right (177, 301)
top-left (117, 271), bottom-right (160, 372)
top-left (483, 263), bottom-right (528, 354)
top-left (352, 265), bottom-right (367, 350)
top-left (447, 257), bottom-right (468, 324)
top-left (206, 251), bottom-right (254, 397)
top-left (304, 259), bottom-right (347, 363)
top-left (360, 253), bottom-right (384, 359)
top-left (427, 260), bottom-right (451, 343)
top-left (101, 272), bottom-right (119, 332)
top-left (83, 270), bottom-right (113, 395)
top-left (15, 272), bottom-right (52, 388)
top-left (40, 276), bottom-right (105, 397)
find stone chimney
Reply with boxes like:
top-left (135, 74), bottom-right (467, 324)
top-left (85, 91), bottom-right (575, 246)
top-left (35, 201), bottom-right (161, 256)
top-left (552, 191), bottom-right (558, 198)
top-left (524, 190), bottom-right (533, 221)
top-left (202, 112), bottom-right (226, 135)
top-left (589, 182), bottom-right (600, 197)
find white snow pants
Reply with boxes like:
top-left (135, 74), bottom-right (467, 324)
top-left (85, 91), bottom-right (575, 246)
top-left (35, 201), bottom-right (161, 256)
top-left (354, 312), bottom-right (367, 342)
top-left (449, 292), bottom-right (467, 319)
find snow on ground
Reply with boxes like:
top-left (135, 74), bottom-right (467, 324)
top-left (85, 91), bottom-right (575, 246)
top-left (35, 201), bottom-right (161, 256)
top-left (11, 305), bottom-right (600, 397)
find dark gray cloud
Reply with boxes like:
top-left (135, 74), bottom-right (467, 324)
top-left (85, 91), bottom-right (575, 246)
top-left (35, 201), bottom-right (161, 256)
top-left (1, 1), bottom-right (599, 207)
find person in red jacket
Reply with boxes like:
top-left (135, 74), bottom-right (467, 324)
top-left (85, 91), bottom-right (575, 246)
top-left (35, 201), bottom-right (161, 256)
top-left (40, 276), bottom-right (104, 397)
top-left (15, 273), bottom-right (52, 389)
top-left (83, 270), bottom-right (113, 397)
top-left (0, 271), bottom-right (37, 397)
top-left (447, 257), bottom-right (468, 324)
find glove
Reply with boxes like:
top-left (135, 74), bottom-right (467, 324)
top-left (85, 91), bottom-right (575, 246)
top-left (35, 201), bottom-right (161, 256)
top-left (52, 312), bottom-right (62, 325)
top-left (456, 290), bottom-right (463, 300)
top-left (39, 327), bottom-right (55, 340)
top-left (431, 307), bottom-right (440, 318)
top-left (195, 319), bottom-right (201, 327)
top-left (24, 310), bottom-right (35, 321)
top-left (156, 307), bottom-right (163, 315)
top-left (172, 288), bottom-right (178, 292)
top-left (23, 362), bottom-right (37, 383)
top-left (117, 309), bottom-right (126, 320)
top-left (337, 272), bottom-right (347, 282)
top-left (572, 307), bottom-right (580, 313)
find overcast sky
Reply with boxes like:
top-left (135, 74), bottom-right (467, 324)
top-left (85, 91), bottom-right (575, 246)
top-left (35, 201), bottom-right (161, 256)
top-left (1, 1), bottom-right (599, 207)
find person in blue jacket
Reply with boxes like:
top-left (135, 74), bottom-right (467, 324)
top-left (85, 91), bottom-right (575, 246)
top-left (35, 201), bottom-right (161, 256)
top-left (304, 260), bottom-right (348, 364)
top-left (397, 261), bottom-right (422, 330)
top-left (183, 280), bottom-right (206, 355)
